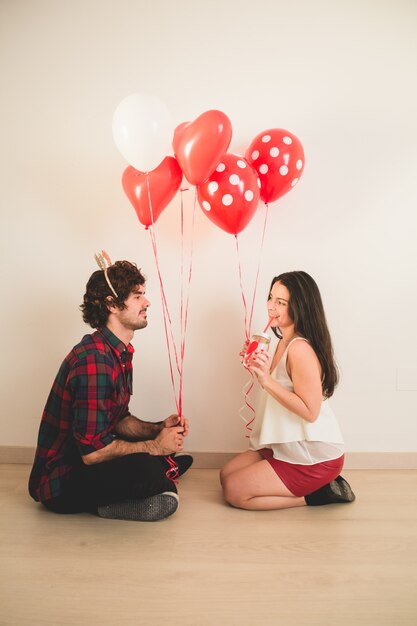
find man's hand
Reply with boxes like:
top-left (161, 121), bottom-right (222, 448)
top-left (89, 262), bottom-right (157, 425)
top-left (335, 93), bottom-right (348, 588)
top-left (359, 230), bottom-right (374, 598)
top-left (143, 413), bottom-right (190, 455)
top-left (162, 414), bottom-right (189, 437)
top-left (145, 425), bottom-right (186, 456)
top-left (82, 414), bottom-right (190, 464)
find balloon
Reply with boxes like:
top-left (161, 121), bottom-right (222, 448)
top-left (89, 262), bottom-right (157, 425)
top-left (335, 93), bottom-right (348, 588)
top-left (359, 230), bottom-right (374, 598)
top-left (122, 157), bottom-right (183, 228)
top-left (245, 129), bottom-right (305, 203)
top-left (112, 93), bottom-right (173, 172)
top-left (173, 110), bottom-right (232, 185)
top-left (197, 153), bottom-right (260, 235)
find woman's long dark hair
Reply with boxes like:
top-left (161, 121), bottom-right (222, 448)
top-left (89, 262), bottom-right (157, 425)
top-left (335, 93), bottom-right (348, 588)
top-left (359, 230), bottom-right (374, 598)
top-left (270, 271), bottom-right (338, 398)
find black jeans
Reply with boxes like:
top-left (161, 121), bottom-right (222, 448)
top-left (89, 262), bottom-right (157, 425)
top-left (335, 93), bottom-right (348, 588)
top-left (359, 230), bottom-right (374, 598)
top-left (43, 453), bottom-right (175, 514)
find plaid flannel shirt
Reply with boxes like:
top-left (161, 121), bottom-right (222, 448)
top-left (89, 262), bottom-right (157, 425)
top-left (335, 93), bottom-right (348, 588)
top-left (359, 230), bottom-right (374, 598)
top-left (28, 327), bottom-right (134, 502)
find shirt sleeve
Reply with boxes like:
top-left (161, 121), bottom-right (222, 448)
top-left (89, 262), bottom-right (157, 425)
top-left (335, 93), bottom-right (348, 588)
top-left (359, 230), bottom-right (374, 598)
top-left (68, 353), bottom-right (119, 456)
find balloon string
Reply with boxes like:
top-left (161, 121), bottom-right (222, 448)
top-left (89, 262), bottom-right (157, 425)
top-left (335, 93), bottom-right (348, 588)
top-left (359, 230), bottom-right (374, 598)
top-left (234, 235), bottom-right (250, 342)
top-left (179, 194), bottom-right (184, 415)
top-left (235, 202), bottom-right (270, 434)
top-left (234, 202), bottom-right (269, 342)
top-left (178, 189), bottom-right (196, 416)
top-left (144, 176), bottom-right (194, 417)
top-left (148, 224), bottom-right (180, 414)
top-left (165, 454), bottom-right (179, 485)
top-left (248, 202), bottom-right (269, 334)
top-left (238, 370), bottom-right (257, 438)
top-left (145, 175), bottom-right (181, 414)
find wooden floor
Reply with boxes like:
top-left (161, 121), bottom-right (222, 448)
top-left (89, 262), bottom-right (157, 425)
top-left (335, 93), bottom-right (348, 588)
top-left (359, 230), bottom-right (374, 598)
top-left (1, 465), bottom-right (417, 626)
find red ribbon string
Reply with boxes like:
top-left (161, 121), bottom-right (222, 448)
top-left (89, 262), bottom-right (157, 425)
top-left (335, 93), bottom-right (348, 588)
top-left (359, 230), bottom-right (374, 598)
top-left (248, 202), bottom-right (269, 337)
top-left (165, 455), bottom-right (179, 484)
top-left (178, 190), bottom-right (196, 416)
top-left (238, 369), bottom-right (257, 438)
top-left (145, 175), bottom-right (194, 417)
top-left (234, 234), bottom-right (251, 343)
top-left (234, 202), bottom-right (269, 342)
top-left (235, 202), bottom-right (270, 435)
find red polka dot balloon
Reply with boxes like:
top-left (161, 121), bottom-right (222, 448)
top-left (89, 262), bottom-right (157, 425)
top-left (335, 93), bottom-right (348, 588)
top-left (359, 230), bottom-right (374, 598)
top-left (197, 153), bottom-right (260, 235)
top-left (245, 129), bottom-right (305, 204)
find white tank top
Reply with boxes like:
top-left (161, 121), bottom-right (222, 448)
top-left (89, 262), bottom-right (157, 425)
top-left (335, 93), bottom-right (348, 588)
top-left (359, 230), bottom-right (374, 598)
top-left (249, 337), bottom-right (344, 465)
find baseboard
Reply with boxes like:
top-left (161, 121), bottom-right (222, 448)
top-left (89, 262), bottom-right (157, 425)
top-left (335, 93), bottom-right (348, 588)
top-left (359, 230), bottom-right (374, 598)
top-left (342, 452), bottom-right (417, 470)
top-left (0, 446), bottom-right (36, 464)
top-left (190, 451), bottom-right (417, 470)
top-left (1, 446), bottom-right (416, 469)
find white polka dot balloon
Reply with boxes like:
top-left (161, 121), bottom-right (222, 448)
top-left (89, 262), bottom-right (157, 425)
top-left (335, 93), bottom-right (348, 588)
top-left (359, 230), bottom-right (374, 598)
top-left (245, 129), bottom-right (305, 203)
top-left (197, 153), bottom-right (260, 234)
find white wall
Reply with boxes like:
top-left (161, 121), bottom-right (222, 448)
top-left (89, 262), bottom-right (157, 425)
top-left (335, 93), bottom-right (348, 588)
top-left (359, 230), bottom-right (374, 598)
top-left (1, 0), bottom-right (416, 453)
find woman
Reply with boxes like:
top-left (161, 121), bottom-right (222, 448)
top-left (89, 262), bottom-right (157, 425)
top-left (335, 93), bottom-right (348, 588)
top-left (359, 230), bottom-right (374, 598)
top-left (220, 271), bottom-right (355, 510)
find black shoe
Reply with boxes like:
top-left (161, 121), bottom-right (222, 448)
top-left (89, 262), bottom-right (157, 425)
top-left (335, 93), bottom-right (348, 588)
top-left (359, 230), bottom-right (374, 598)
top-left (97, 491), bottom-right (179, 522)
top-left (163, 454), bottom-right (193, 479)
top-left (305, 475), bottom-right (355, 506)
top-left (334, 476), bottom-right (356, 502)
top-left (173, 453), bottom-right (194, 476)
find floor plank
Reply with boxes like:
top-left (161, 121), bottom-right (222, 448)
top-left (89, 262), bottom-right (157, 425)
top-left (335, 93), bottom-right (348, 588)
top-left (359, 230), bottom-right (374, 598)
top-left (1, 465), bottom-right (416, 626)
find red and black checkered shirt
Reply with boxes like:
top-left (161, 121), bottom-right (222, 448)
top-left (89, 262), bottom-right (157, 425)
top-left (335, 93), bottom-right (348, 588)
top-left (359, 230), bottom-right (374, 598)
top-left (28, 327), bottom-right (134, 502)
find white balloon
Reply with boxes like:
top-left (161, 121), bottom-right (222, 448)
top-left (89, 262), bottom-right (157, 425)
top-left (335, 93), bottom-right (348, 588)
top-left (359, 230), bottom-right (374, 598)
top-left (112, 93), bottom-right (173, 172)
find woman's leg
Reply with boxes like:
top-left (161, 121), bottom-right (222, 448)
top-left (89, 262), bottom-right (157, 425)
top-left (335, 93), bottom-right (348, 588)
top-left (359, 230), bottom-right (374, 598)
top-left (220, 450), bottom-right (263, 486)
top-left (222, 458), bottom-right (306, 511)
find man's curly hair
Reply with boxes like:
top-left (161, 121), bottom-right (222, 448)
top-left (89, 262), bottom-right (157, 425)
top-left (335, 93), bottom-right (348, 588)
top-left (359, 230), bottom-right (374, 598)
top-left (80, 260), bottom-right (146, 329)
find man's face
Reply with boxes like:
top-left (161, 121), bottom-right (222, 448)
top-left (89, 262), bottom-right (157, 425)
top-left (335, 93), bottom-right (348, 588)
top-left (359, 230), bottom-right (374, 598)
top-left (116, 284), bottom-right (150, 331)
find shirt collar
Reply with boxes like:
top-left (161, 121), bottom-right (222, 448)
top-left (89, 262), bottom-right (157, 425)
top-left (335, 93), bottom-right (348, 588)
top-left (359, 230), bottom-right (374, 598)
top-left (97, 326), bottom-right (135, 357)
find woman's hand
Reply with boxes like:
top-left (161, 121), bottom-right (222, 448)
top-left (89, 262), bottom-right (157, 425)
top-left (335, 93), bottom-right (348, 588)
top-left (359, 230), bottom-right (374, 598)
top-left (239, 340), bottom-right (250, 362)
top-left (246, 350), bottom-right (272, 387)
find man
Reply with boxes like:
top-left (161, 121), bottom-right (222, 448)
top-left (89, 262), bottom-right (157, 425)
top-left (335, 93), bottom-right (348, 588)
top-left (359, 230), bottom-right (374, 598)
top-left (29, 257), bottom-right (193, 521)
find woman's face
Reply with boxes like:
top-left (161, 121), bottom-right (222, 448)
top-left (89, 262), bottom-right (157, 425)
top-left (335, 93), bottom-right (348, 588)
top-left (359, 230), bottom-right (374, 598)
top-left (267, 281), bottom-right (293, 331)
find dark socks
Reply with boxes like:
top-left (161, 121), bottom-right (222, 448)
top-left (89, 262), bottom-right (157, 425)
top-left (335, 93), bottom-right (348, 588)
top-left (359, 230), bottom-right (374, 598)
top-left (305, 475), bottom-right (356, 506)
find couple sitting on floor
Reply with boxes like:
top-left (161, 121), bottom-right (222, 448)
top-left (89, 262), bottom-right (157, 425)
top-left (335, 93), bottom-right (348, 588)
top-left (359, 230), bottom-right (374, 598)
top-left (29, 259), bottom-right (354, 522)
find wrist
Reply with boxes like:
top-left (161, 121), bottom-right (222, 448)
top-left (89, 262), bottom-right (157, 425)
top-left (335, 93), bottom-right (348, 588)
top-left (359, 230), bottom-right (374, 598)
top-left (143, 440), bottom-right (158, 455)
top-left (259, 373), bottom-right (272, 389)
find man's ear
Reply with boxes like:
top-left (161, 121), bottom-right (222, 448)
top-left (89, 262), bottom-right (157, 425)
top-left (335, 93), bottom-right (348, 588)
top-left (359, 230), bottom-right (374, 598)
top-left (105, 296), bottom-right (117, 312)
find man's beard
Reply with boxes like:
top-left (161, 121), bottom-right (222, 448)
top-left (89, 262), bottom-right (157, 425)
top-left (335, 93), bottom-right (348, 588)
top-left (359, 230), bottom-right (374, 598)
top-left (119, 314), bottom-right (148, 331)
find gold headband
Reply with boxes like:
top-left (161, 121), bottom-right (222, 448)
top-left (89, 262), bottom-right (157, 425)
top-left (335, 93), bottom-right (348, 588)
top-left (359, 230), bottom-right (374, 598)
top-left (94, 250), bottom-right (118, 298)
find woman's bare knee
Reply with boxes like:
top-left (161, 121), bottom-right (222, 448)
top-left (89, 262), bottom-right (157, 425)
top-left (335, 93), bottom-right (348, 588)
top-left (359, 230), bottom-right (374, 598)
top-left (222, 477), bottom-right (247, 509)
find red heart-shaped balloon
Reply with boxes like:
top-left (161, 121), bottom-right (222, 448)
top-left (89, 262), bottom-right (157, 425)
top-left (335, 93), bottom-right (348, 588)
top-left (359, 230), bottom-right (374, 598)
top-left (197, 153), bottom-right (260, 235)
top-left (122, 156), bottom-right (183, 228)
top-left (173, 110), bottom-right (232, 186)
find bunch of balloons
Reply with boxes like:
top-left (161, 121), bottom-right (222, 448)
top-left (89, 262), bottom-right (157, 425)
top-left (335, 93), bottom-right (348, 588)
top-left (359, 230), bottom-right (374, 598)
top-left (112, 93), bottom-right (305, 233)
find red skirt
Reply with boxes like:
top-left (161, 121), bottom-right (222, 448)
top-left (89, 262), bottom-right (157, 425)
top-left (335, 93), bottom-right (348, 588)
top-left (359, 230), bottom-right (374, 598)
top-left (259, 448), bottom-right (344, 497)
